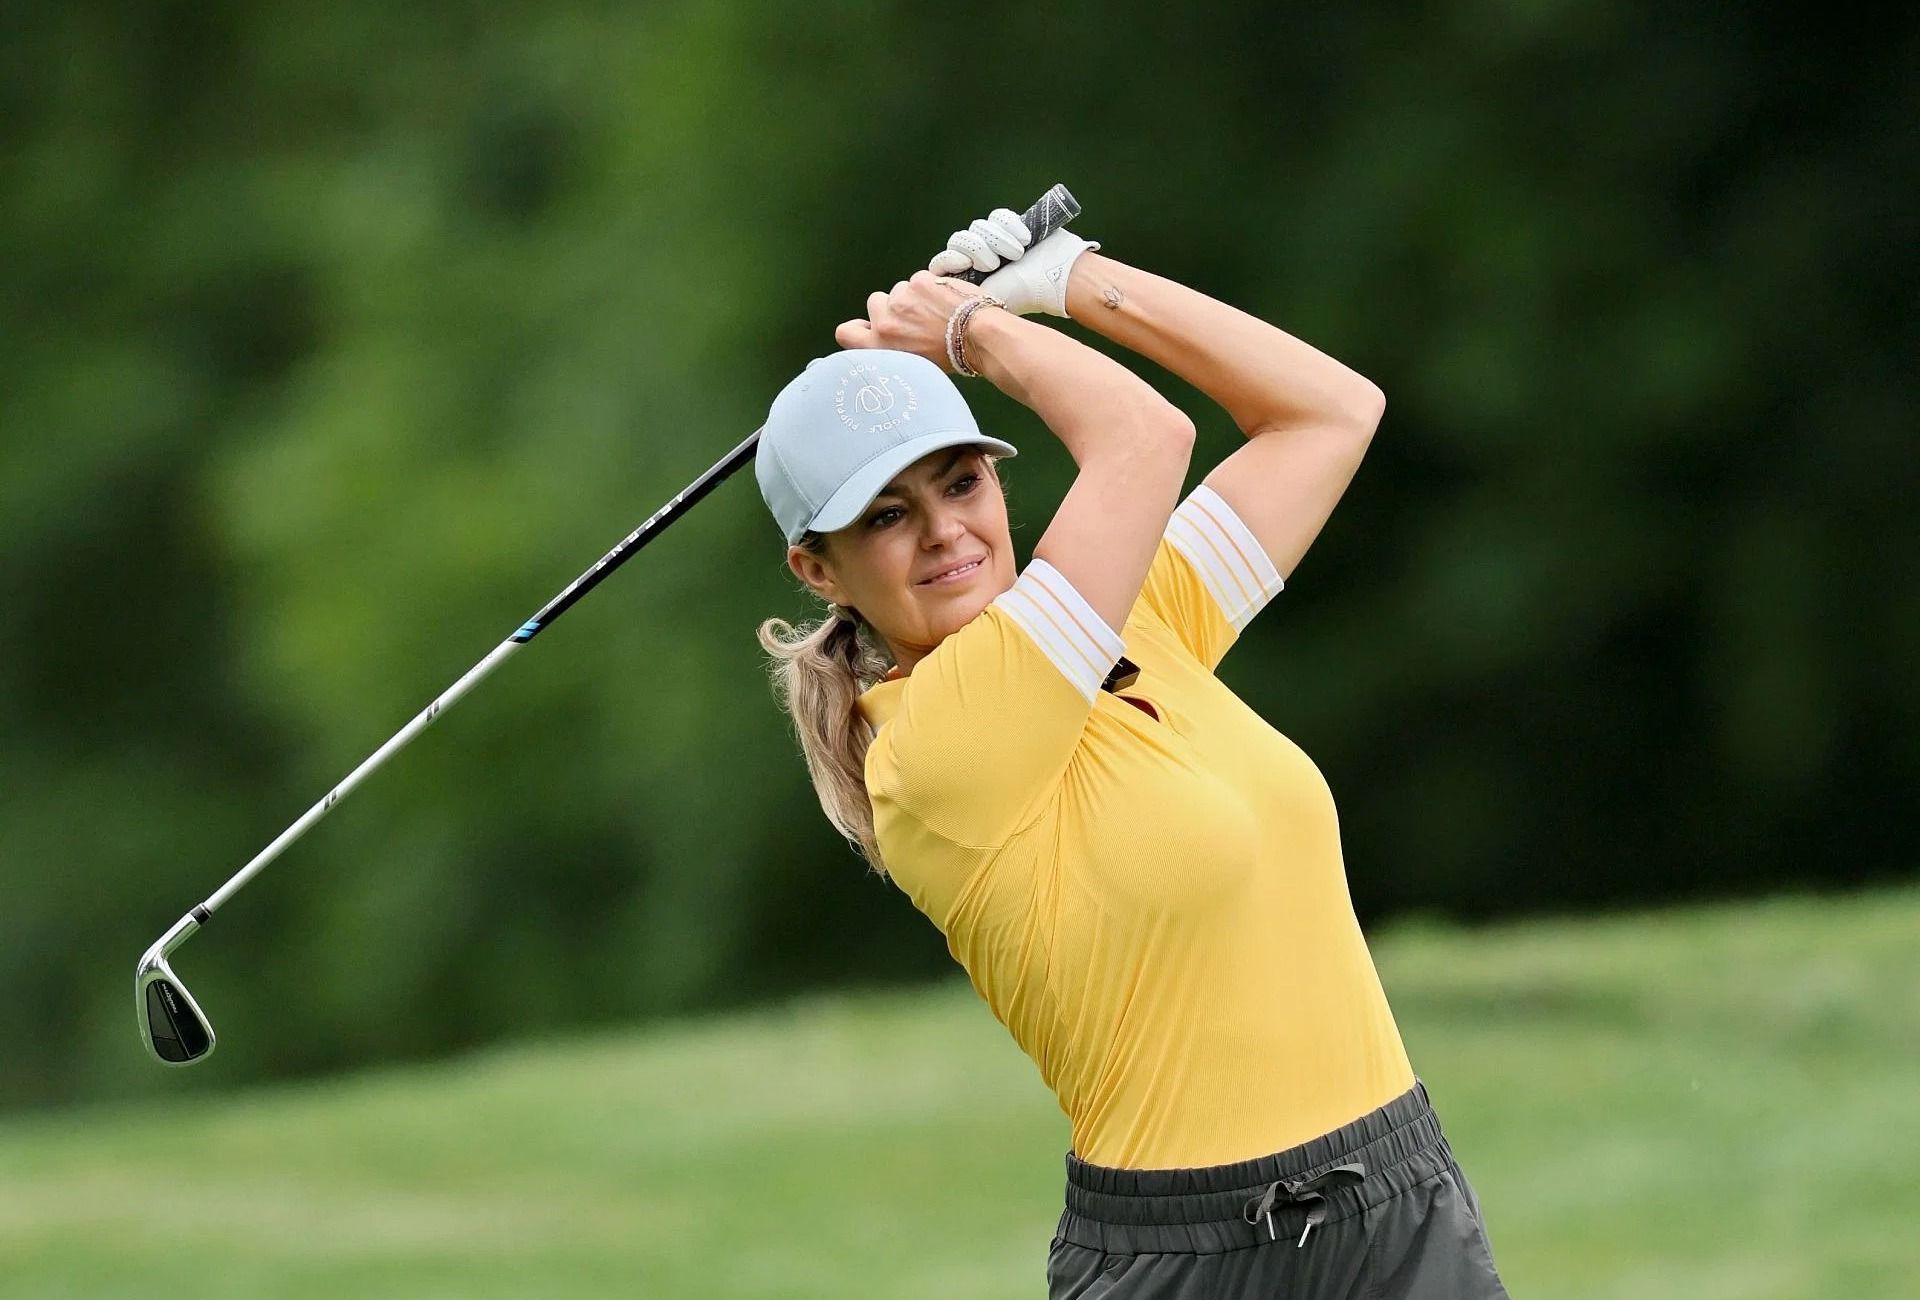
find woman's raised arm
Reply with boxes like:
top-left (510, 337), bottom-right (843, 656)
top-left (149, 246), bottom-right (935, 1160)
top-left (964, 303), bottom-right (1194, 633)
top-left (1064, 254), bottom-right (1385, 581)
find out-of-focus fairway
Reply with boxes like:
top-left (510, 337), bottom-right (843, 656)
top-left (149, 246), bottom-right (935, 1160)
top-left (3, 888), bottom-right (1914, 1298)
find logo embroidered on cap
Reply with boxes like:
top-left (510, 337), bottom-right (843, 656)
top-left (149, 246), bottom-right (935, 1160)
top-left (833, 363), bottom-right (919, 435)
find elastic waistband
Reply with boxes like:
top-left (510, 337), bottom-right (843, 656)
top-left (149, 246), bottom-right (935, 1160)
top-left (1057, 1080), bottom-right (1454, 1255)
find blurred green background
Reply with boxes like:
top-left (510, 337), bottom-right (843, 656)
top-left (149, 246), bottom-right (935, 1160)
top-left (2, 0), bottom-right (1913, 1294)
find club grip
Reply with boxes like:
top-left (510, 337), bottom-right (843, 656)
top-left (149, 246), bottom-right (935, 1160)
top-left (950, 183), bottom-right (1081, 285)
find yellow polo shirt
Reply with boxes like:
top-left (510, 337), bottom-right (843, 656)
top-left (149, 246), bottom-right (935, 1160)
top-left (856, 485), bottom-right (1414, 1170)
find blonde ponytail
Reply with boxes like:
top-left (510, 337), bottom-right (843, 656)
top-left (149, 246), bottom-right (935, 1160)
top-left (757, 544), bottom-right (895, 872)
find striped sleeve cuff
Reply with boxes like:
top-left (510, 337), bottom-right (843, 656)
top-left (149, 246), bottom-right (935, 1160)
top-left (1165, 484), bottom-right (1285, 632)
top-left (994, 558), bottom-right (1129, 703)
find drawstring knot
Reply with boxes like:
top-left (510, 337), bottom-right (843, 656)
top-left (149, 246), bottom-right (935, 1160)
top-left (1239, 1162), bottom-right (1368, 1247)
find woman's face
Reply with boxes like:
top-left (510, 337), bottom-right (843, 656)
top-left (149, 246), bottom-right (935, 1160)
top-left (788, 445), bottom-right (1012, 672)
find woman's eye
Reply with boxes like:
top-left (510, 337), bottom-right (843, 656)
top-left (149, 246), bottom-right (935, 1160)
top-left (868, 476), bottom-right (974, 528)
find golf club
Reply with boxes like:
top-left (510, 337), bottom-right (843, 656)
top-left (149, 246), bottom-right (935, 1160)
top-left (137, 182), bottom-right (1083, 1066)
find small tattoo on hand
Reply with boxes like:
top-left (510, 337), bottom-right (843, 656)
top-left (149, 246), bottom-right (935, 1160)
top-left (1102, 286), bottom-right (1125, 310)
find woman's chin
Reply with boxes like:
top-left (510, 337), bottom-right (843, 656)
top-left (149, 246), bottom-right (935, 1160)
top-left (919, 584), bottom-right (998, 635)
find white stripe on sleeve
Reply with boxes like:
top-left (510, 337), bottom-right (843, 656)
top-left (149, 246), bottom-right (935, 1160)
top-left (993, 558), bottom-right (1128, 702)
top-left (1165, 484), bottom-right (1284, 631)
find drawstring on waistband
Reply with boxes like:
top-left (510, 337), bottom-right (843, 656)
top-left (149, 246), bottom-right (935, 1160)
top-left (1058, 1083), bottom-right (1444, 1257)
top-left (1240, 1162), bottom-right (1369, 1247)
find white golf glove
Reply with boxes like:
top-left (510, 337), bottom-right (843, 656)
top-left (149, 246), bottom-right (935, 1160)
top-left (928, 206), bottom-right (1101, 318)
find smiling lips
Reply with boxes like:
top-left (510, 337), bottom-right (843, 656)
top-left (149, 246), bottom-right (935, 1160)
top-left (918, 556), bottom-right (986, 586)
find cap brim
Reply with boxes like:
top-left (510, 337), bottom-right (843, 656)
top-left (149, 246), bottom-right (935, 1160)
top-left (804, 431), bottom-right (1018, 537)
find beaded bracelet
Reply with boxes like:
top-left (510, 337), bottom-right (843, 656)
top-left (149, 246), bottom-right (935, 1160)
top-left (944, 294), bottom-right (1004, 378)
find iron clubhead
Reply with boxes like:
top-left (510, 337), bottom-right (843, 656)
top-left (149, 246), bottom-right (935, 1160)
top-left (137, 922), bottom-right (215, 1066)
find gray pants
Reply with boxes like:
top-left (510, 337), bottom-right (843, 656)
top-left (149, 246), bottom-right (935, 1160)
top-left (1047, 1081), bottom-right (1509, 1298)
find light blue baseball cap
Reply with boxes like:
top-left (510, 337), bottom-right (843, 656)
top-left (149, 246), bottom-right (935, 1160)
top-left (755, 349), bottom-right (1019, 546)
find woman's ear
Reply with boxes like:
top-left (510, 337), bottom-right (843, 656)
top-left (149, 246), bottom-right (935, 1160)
top-left (787, 544), bottom-right (846, 606)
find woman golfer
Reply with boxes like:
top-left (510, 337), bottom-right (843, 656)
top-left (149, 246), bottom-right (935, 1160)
top-left (754, 207), bottom-right (1508, 1299)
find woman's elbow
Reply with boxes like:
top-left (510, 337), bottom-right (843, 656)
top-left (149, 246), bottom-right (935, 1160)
top-left (1126, 402), bottom-right (1197, 456)
top-left (1347, 380), bottom-right (1386, 438)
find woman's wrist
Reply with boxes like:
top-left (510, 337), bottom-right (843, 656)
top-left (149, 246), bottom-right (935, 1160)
top-left (1061, 251), bottom-right (1129, 325)
top-left (944, 294), bottom-right (1004, 377)
top-left (958, 303), bottom-right (1026, 385)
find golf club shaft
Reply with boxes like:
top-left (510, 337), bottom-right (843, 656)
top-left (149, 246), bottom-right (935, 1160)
top-left (195, 427), bottom-right (761, 919)
top-left (180, 181), bottom-right (1082, 930)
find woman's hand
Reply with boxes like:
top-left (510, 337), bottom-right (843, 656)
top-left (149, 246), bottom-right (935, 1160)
top-left (834, 270), bottom-right (990, 371)
top-left (929, 206), bottom-right (1102, 319)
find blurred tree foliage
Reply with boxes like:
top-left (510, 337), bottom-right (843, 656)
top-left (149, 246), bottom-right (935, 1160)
top-left (2, 1), bottom-right (1912, 1107)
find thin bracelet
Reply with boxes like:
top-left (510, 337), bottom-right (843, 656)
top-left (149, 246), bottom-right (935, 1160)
top-left (944, 295), bottom-right (1004, 378)
top-left (945, 296), bottom-right (998, 376)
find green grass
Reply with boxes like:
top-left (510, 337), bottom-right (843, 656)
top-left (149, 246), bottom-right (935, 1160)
top-left (4, 887), bottom-right (1915, 1298)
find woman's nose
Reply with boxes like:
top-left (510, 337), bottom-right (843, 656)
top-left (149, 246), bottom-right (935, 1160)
top-left (922, 505), bottom-right (967, 544)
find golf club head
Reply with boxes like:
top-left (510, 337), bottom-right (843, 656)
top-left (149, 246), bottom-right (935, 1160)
top-left (137, 936), bottom-right (215, 1066)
